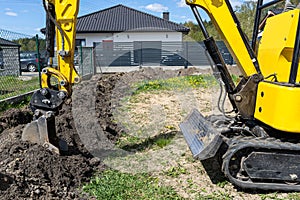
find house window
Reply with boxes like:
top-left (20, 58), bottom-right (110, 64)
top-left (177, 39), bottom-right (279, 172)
top-left (0, 47), bottom-right (3, 70)
top-left (76, 39), bottom-right (86, 47)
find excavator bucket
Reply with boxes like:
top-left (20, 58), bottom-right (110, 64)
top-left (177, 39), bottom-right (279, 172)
top-left (22, 112), bottom-right (60, 154)
top-left (180, 109), bottom-right (223, 160)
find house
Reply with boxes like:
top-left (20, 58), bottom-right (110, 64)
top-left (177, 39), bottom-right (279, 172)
top-left (76, 4), bottom-right (189, 46)
top-left (0, 38), bottom-right (20, 76)
top-left (76, 4), bottom-right (190, 67)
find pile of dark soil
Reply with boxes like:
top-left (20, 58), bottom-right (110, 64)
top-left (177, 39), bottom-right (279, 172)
top-left (0, 108), bottom-right (32, 133)
top-left (0, 98), bottom-right (106, 199)
top-left (0, 67), bottom-right (204, 199)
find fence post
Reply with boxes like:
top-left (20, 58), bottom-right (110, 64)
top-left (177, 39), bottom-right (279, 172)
top-left (80, 44), bottom-right (83, 76)
top-left (18, 47), bottom-right (21, 76)
top-left (92, 43), bottom-right (97, 74)
top-left (90, 47), bottom-right (93, 75)
top-left (140, 42), bottom-right (143, 68)
top-left (35, 34), bottom-right (42, 88)
top-left (184, 42), bottom-right (188, 69)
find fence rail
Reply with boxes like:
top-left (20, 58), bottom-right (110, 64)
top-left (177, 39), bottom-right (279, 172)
top-left (94, 41), bottom-right (233, 70)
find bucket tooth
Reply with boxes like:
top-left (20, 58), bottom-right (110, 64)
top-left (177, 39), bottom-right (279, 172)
top-left (180, 109), bottom-right (223, 160)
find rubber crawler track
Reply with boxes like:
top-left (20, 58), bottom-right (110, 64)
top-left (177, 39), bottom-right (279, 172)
top-left (222, 136), bottom-right (300, 191)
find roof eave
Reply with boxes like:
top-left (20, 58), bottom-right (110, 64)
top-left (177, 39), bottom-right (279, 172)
top-left (77, 29), bottom-right (190, 33)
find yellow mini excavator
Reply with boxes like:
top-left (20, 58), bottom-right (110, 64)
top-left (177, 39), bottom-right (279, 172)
top-left (180, 0), bottom-right (300, 191)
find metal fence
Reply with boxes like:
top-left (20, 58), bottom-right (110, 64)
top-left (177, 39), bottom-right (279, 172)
top-left (76, 46), bottom-right (95, 79)
top-left (0, 28), bottom-right (95, 101)
top-left (0, 28), bottom-right (38, 100)
top-left (94, 41), bottom-right (233, 71)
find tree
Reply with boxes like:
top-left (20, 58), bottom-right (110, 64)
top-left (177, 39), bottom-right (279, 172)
top-left (12, 37), bottom-right (46, 52)
top-left (183, 0), bottom-right (285, 42)
top-left (235, 1), bottom-right (257, 40)
top-left (183, 20), bottom-right (220, 41)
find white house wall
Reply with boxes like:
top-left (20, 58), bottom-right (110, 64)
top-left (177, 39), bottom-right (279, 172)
top-left (76, 32), bottom-right (182, 47)
top-left (113, 32), bottom-right (182, 42)
top-left (76, 33), bottom-right (113, 47)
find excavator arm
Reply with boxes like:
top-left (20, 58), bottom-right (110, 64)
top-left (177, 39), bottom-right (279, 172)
top-left (22, 0), bottom-right (80, 154)
top-left (187, 0), bottom-right (265, 118)
top-left (41, 0), bottom-right (80, 94)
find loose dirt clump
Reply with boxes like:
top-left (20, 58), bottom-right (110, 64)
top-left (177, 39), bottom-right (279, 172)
top-left (0, 108), bottom-right (32, 134)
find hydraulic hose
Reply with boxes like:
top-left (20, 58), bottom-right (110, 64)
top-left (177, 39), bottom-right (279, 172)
top-left (43, 0), bottom-right (65, 54)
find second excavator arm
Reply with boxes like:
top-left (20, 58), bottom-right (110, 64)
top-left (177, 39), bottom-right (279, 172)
top-left (186, 0), bottom-right (265, 118)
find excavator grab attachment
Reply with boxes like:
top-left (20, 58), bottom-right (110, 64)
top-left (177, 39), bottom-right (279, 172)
top-left (21, 87), bottom-right (67, 154)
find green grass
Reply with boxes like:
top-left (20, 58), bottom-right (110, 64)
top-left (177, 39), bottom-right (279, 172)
top-left (83, 170), bottom-right (184, 200)
top-left (0, 95), bottom-right (31, 114)
top-left (288, 193), bottom-right (300, 200)
top-left (0, 76), bottom-right (40, 100)
top-left (231, 74), bottom-right (240, 84)
top-left (132, 75), bottom-right (216, 95)
top-left (196, 191), bottom-right (232, 200)
top-left (216, 180), bottom-right (229, 188)
top-left (164, 166), bottom-right (187, 178)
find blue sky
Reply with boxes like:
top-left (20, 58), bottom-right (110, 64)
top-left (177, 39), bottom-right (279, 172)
top-left (0, 0), bottom-right (202, 37)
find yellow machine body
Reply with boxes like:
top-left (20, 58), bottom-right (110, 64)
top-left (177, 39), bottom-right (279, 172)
top-left (182, 0), bottom-right (300, 191)
top-left (255, 81), bottom-right (300, 132)
top-left (258, 9), bottom-right (300, 83)
top-left (187, 0), bottom-right (300, 133)
top-left (254, 10), bottom-right (300, 133)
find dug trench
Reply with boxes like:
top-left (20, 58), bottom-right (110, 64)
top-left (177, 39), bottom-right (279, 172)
top-left (0, 67), bottom-right (204, 199)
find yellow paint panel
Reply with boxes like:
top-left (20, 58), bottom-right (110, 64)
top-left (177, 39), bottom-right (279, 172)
top-left (257, 10), bottom-right (300, 82)
top-left (255, 81), bottom-right (300, 133)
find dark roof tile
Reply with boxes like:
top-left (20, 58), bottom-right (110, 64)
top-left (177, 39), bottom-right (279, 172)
top-left (0, 37), bottom-right (20, 47)
top-left (77, 4), bottom-right (189, 33)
